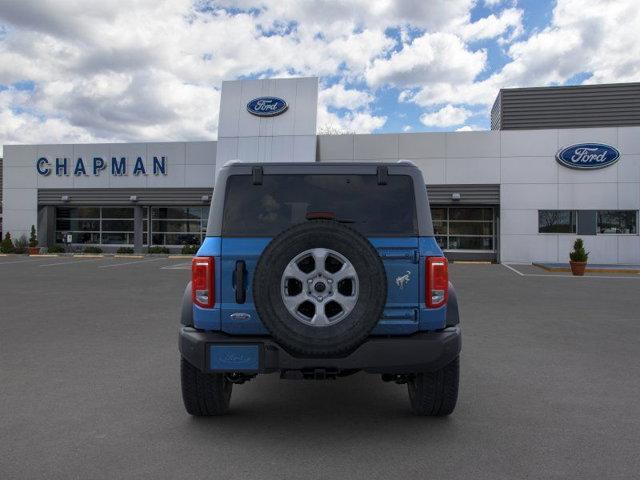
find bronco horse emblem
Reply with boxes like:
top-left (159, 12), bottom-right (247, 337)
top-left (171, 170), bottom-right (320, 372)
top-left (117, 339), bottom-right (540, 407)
top-left (395, 270), bottom-right (411, 289)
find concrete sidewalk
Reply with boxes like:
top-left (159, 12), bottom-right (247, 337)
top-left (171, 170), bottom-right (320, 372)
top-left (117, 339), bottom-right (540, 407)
top-left (533, 262), bottom-right (640, 274)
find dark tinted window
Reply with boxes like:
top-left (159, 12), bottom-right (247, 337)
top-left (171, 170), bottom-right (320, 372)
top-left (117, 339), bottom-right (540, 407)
top-left (597, 210), bottom-right (637, 234)
top-left (538, 210), bottom-right (577, 233)
top-left (222, 174), bottom-right (417, 236)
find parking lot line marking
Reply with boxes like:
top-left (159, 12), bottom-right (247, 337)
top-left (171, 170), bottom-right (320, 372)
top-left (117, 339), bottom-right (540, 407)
top-left (98, 257), bottom-right (165, 269)
top-left (454, 260), bottom-right (492, 264)
top-left (0, 257), bottom-right (53, 266)
top-left (503, 263), bottom-right (640, 280)
top-left (503, 263), bottom-right (525, 276)
top-left (161, 262), bottom-right (191, 270)
top-left (38, 258), bottom-right (103, 267)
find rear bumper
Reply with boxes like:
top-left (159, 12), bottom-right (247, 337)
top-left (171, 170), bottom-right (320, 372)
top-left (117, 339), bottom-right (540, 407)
top-left (179, 326), bottom-right (461, 375)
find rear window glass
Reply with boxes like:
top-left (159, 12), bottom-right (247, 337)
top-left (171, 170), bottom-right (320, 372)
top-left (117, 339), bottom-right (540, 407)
top-left (222, 174), bottom-right (417, 237)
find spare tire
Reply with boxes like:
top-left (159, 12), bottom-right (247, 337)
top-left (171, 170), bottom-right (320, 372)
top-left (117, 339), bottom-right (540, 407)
top-left (253, 220), bottom-right (387, 356)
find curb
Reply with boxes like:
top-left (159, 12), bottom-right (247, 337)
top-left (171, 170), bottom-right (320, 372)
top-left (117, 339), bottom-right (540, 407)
top-left (72, 254), bottom-right (105, 258)
top-left (168, 255), bottom-right (194, 259)
top-left (452, 260), bottom-right (492, 265)
top-left (114, 254), bottom-right (145, 259)
top-left (533, 263), bottom-right (640, 275)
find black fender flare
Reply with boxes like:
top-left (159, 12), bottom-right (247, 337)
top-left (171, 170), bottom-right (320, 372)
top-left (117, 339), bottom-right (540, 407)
top-left (180, 281), bottom-right (193, 327)
top-left (446, 281), bottom-right (460, 327)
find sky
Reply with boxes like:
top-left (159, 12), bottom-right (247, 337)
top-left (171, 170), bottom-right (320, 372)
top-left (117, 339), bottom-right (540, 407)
top-left (0, 0), bottom-right (639, 155)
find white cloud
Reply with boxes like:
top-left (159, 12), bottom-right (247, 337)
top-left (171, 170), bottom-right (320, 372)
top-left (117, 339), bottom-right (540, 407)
top-left (458, 7), bottom-right (523, 42)
top-left (366, 32), bottom-right (486, 88)
top-left (403, 0), bottom-right (640, 111)
top-left (317, 82), bottom-right (384, 133)
top-left (420, 105), bottom-right (472, 127)
top-left (213, 0), bottom-right (475, 33)
top-left (456, 125), bottom-right (484, 131)
top-left (317, 105), bottom-right (386, 134)
top-left (0, 0), bottom-right (638, 148)
top-left (319, 84), bottom-right (373, 110)
top-left (402, 125), bottom-right (413, 132)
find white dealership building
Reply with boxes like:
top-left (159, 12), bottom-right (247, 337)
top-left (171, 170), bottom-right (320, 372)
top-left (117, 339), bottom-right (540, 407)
top-left (1, 77), bottom-right (639, 263)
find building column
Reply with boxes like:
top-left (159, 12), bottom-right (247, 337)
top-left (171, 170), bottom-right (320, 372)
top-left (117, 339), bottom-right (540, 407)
top-left (37, 206), bottom-right (56, 247)
top-left (133, 206), bottom-right (144, 253)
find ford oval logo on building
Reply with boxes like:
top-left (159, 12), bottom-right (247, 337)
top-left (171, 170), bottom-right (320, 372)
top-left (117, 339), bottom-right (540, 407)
top-left (246, 96), bottom-right (288, 117)
top-left (556, 143), bottom-right (620, 170)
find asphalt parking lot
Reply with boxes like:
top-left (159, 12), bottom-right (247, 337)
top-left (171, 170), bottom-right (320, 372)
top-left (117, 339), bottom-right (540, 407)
top-left (1, 256), bottom-right (639, 479)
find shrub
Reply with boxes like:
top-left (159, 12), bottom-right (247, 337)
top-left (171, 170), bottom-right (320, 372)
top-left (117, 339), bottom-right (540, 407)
top-left (569, 238), bottom-right (589, 262)
top-left (29, 225), bottom-right (38, 248)
top-left (116, 247), bottom-right (135, 254)
top-left (47, 244), bottom-right (65, 254)
top-left (181, 244), bottom-right (199, 255)
top-left (1, 233), bottom-right (15, 253)
top-left (83, 246), bottom-right (103, 254)
top-left (148, 246), bottom-right (170, 254)
top-left (14, 235), bottom-right (29, 254)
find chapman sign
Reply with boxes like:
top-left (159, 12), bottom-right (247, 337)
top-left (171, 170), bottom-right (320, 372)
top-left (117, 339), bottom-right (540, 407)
top-left (246, 97), bottom-right (288, 117)
top-left (36, 156), bottom-right (168, 177)
top-left (556, 143), bottom-right (620, 170)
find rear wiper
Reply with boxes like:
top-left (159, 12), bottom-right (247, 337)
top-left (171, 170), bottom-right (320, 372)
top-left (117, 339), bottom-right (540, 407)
top-left (305, 212), bottom-right (355, 223)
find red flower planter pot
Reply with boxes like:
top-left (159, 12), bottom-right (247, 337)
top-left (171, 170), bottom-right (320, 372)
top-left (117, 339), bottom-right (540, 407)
top-left (569, 261), bottom-right (587, 276)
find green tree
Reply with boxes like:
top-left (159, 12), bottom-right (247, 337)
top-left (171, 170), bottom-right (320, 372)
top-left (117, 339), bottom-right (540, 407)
top-left (29, 225), bottom-right (38, 248)
top-left (569, 238), bottom-right (589, 262)
top-left (1, 232), bottom-right (15, 253)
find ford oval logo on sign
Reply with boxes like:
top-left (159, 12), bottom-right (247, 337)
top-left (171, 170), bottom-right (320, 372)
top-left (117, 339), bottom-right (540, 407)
top-left (247, 97), bottom-right (288, 117)
top-left (556, 143), bottom-right (620, 170)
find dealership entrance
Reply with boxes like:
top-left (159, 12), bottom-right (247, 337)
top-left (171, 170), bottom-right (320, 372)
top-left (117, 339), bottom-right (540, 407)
top-left (431, 206), bottom-right (497, 262)
top-left (426, 184), bottom-right (499, 262)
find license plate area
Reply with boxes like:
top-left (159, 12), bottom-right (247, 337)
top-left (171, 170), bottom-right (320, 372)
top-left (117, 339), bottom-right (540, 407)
top-left (208, 344), bottom-right (261, 372)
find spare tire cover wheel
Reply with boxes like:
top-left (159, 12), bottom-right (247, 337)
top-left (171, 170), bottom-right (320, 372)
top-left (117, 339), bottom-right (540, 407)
top-left (253, 220), bottom-right (387, 356)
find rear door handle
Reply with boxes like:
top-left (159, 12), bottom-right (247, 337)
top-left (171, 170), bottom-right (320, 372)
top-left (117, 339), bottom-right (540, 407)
top-left (234, 260), bottom-right (247, 304)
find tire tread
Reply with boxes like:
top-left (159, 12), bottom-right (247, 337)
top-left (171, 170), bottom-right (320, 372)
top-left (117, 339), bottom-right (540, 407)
top-left (181, 357), bottom-right (232, 416)
top-left (408, 356), bottom-right (459, 416)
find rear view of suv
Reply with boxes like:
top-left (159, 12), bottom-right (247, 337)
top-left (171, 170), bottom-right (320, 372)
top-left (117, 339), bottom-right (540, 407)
top-left (179, 162), bottom-right (461, 416)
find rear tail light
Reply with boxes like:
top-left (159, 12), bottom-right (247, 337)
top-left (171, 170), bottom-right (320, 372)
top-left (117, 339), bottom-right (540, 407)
top-left (426, 256), bottom-right (448, 308)
top-left (192, 257), bottom-right (215, 308)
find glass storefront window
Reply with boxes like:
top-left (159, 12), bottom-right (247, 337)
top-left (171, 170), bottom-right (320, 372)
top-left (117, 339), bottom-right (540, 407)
top-left (101, 207), bottom-right (135, 219)
top-left (597, 210), bottom-right (638, 234)
top-left (431, 207), bottom-right (495, 251)
top-left (538, 210), bottom-right (577, 233)
top-left (449, 208), bottom-right (493, 221)
top-left (448, 236), bottom-right (493, 250)
top-left (55, 206), bottom-right (135, 245)
top-left (56, 219), bottom-right (100, 231)
top-left (102, 220), bottom-right (134, 231)
top-left (448, 222), bottom-right (493, 236)
top-left (56, 207), bottom-right (100, 219)
top-left (102, 232), bottom-right (134, 244)
top-left (152, 207), bottom-right (202, 220)
top-left (54, 206), bottom-right (210, 246)
top-left (149, 206), bottom-right (209, 246)
top-left (55, 231), bottom-right (100, 244)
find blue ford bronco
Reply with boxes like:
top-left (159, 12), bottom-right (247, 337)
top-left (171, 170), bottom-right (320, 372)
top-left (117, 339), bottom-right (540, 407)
top-left (179, 161), bottom-right (461, 416)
